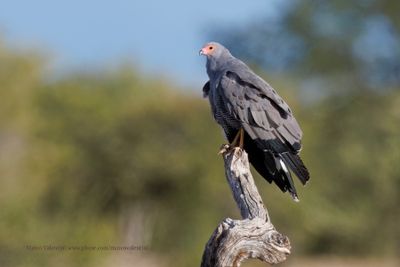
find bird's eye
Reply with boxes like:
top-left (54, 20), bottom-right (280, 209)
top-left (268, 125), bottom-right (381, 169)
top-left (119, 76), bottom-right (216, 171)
top-left (209, 46), bottom-right (214, 50)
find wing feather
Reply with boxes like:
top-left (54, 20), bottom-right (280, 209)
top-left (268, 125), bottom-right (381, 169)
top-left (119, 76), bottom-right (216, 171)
top-left (219, 71), bottom-right (302, 152)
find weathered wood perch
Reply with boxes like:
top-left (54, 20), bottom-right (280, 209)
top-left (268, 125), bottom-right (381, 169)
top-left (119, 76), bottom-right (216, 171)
top-left (201, 146), bottom-right (291, 267)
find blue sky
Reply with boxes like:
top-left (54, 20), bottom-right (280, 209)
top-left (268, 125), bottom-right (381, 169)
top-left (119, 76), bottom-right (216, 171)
top-left (0, 0), bottom-right (278, 87)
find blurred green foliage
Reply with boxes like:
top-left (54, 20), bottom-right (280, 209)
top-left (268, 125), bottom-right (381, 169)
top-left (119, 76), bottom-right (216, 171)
top-left (215, 0), bottom-right (400, 91)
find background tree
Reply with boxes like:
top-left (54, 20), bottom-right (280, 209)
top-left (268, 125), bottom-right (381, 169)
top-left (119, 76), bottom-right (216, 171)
top-left (213, 0), bottom-right (400, 95)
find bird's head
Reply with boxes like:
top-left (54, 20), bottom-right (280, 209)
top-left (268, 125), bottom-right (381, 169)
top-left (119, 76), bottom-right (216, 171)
top-left (199, 42), bottom-right (230, 60)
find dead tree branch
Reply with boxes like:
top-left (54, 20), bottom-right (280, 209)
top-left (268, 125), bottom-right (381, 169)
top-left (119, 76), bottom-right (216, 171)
top-left (201, 147), bottom-right (291, 267)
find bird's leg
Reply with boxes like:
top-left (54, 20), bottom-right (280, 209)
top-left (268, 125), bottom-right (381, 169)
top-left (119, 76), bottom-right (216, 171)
top-left (238, 128), bottom-right (244, 149)
top-left (230, 129), bottom-right (242, 147)
top-left (218, 128), bottom-right (244, 155)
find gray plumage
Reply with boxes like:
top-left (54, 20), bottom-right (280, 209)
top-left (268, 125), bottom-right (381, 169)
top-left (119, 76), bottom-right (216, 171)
top-left (200, 42), bottom-right (310, 201)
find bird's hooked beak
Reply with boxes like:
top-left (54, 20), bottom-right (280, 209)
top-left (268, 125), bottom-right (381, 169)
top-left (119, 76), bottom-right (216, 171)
top-left (199, 48), bottom-right (206, 56)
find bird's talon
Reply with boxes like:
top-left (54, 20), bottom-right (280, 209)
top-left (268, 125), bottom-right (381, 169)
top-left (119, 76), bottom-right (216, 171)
top-left (218, 144), bottom-right (231, 155)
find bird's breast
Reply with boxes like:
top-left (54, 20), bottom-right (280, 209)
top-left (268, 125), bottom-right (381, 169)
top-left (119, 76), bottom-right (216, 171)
top-left (208, 82), bottom-right (241, 134)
